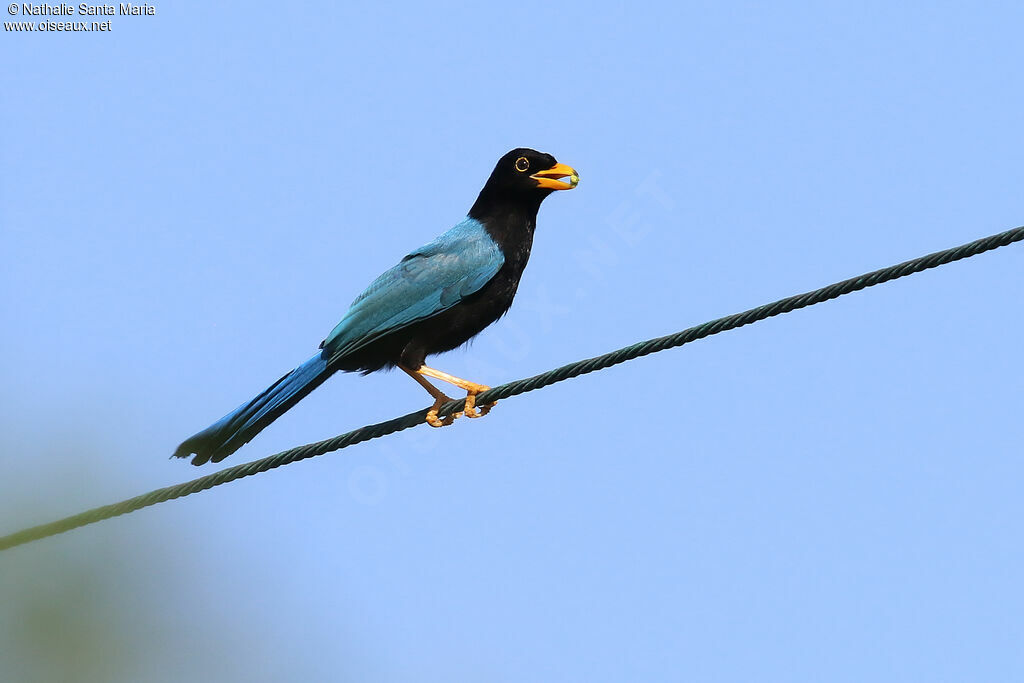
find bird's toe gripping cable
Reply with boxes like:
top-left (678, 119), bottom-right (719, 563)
top-left (425, 393), bottom-right (462, 427)
top-left (461, 383), bottom-right (495, 419)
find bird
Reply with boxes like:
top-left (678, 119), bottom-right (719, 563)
top-left (174, 148), bottom-right (579, 465)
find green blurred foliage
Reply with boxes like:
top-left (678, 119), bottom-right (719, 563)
top-left (1, 540), bottom-right (144, 682)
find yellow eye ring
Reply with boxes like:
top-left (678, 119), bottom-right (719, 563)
top-left (515, 157), bottom-right (530, 172)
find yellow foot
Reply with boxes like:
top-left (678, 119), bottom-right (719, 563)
top-left (463, 384), bottom-right (496, 419)
top-left (426, 395), bottom-right (463, 428)
top-left (406, 365), bottom-right (496, 425)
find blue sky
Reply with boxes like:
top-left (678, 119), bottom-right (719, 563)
top-left (3, 3), bottom-right (1023, 681)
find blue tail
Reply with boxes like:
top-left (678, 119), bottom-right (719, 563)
top-left (174, 353), bottom-right (333, 465)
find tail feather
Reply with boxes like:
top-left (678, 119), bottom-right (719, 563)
top-left (174, 353), bottom-right (333, 466)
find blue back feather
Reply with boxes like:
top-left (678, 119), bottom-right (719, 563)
top-left (322, 217), bottom-right (504, 358)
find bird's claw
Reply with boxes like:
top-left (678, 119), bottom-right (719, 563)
top-left (463, 385), bottom-right (496, 419)
top-left (426, 395), bottom-right (462, 428)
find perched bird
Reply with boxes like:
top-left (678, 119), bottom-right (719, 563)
top-left (174, 148), bottom-right (579, 465)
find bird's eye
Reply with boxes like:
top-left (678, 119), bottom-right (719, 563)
top-left (515, 157), bottom-right (530, 172)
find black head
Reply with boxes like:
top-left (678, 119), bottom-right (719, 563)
top-left (469, 148), bottom-right (578, 220)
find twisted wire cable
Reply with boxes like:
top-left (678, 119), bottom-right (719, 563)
top-left (2, 224), bottom-right (1021, 551)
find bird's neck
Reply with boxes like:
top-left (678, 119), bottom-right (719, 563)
top-left (468, 193), bottom-right (543, 253)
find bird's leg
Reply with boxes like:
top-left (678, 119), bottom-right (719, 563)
top-left (399, 365), bottom-right (462, 427)
top-left (416, 365), bottom-right (495, 419)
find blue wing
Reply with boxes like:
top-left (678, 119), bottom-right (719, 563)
top-left (322, 217), bottom-right (504, 359)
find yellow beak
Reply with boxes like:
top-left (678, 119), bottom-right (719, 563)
top-left (531, 162), bottom-right (580, 190)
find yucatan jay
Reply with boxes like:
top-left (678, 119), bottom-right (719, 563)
top-left (174, 148), bottom-right (579, 465)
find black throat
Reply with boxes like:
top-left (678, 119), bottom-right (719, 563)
top-left (468, 186), bottom-right (550, 255)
